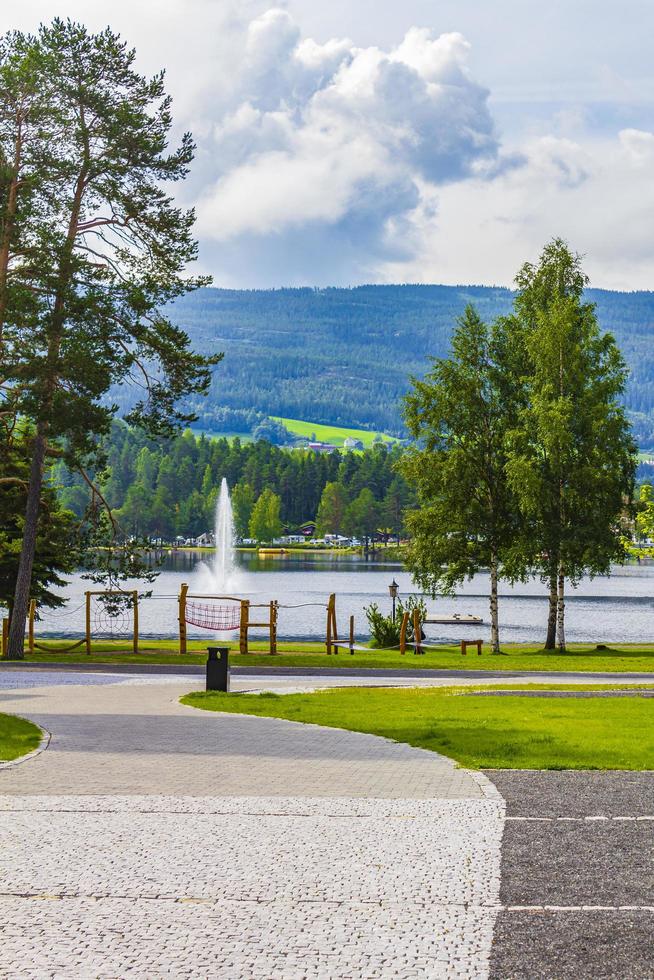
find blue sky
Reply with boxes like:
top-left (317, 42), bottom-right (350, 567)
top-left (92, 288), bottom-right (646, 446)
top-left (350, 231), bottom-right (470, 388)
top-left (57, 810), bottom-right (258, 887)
top-left (4, 1), bottom-right (654, 289)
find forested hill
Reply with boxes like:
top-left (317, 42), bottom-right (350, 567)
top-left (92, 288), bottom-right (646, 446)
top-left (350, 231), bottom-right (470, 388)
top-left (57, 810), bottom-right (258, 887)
top-left (115, 284), bottom-right (654, 443)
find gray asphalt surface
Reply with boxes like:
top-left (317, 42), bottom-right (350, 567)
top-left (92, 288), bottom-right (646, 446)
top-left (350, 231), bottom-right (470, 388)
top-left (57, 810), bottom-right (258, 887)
top-left (488, 771), bottom-right (654, 979)
top-left (491, 912), bottom-right (654, 980)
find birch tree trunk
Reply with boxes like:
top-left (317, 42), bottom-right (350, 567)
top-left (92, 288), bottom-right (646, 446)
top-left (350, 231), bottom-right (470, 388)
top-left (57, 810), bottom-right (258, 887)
top-left (545, 568), bottom-right (558, 649)
top-left (489, 551), bottom-right (500, 653)
top-left (556, 565), bottom-right (566, 651)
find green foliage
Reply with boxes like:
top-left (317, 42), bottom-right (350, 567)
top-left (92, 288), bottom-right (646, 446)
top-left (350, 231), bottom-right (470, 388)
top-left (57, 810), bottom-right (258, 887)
top-left (636, 484), bottom-right (654, 540)
top-left (401, 305), bottom-right (518, 650)
top-left (400, 243), bottom-right (637, 651)
top-left (316, 481), bottom-right (349, 535)
top-left (252, 417), bottom-right (293, 445)
top-left (364, 595), bottom-right (427, 647)
top-left (54, 422), bottom-right (413, 540)
top-left (104, 283), bottom-right (654, 442)
top-left (504, 239), bottom-right (637, 646)
top-left (248, 488), bottom-right (282, 543)
top-left (344, 488), bottom-right (380, 546)
top-left (0, 434), bottom-right (79, 613)
top-left (0, 21), bottom-right (220, 656)
top-left (231, 483), bottom-right (256, 539)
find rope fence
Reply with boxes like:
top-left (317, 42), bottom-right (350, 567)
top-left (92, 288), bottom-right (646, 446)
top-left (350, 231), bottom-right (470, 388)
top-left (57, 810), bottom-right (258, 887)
top-left (15, 587), bottom-right (485, 661)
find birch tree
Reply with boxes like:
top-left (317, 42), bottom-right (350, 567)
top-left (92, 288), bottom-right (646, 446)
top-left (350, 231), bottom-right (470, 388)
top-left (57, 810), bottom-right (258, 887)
top-left (400, 305), bottom-right (518, 653)
top-left (505, 239), bottom-right (636, 649)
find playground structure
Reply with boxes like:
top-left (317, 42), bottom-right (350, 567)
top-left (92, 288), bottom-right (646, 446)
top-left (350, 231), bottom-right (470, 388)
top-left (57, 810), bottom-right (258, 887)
top-left (13, 591), bottom-right (140, 656)
top-left (328, 599), bottom-right (484, 656)
top-left (5, 586), bottom-right (484, 658)
top-left (179, 583), bottom-right (278, 655)
top-left (327, 595), bottom-right (413, 655)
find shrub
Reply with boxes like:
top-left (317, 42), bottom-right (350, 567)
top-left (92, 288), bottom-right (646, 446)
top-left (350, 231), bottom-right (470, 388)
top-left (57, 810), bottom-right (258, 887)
top-left (364, 595), bottom-right (427, 648)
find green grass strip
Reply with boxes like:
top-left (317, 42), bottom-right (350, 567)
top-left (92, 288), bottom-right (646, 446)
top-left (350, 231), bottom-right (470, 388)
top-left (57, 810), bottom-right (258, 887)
top-left (182, 684), bottom-right (654, 771)
top-left (8, 639), bottom-right (654, 672)
top-left (0, 713), bottom-right (43, 762)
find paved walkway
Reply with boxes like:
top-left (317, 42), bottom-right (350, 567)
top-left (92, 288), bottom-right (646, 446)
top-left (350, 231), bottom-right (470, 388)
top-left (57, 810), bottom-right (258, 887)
top-left (488, 771), bottom-right (654, 979)
top-left (0, 672), bottom-right (504, 978)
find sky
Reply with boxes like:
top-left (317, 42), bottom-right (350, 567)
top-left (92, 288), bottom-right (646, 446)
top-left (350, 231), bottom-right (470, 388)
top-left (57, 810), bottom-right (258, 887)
top-left (3, 1), bottom-right (654, 290)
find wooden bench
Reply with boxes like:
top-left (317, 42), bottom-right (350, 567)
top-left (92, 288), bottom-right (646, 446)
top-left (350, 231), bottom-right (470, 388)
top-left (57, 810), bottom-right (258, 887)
top-left (460, 639), bottom-right (483, 656)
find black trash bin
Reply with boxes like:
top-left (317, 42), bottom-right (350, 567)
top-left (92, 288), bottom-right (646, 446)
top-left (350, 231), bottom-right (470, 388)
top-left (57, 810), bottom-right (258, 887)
top-left (206, 647), bottom-right (230, 692)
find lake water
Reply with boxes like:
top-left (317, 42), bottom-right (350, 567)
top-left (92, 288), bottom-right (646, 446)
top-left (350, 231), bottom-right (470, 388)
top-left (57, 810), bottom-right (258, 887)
top-left (33, 550), bottom-right (654, 645)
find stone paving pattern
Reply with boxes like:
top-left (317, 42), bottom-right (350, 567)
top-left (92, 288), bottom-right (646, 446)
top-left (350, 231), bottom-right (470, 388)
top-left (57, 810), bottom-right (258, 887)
top-left (3, 669), bottom-right (654, 978)
top-left (0, 674), bottom-right (504, 978)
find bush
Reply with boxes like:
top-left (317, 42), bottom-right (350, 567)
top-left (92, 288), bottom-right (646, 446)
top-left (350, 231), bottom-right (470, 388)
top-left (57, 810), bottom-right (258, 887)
top-left (364, 595), bottom-right (427, 648)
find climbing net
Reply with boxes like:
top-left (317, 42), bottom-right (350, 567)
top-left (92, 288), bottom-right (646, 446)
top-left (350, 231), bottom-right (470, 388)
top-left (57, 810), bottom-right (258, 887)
top-left (185, 599), bottom-right (241, 631)
top-left (92, 593), bottom-right (134, 639)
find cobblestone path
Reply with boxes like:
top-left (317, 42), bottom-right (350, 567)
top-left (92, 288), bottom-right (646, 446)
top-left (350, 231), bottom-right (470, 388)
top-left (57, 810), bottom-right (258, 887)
top-left (0, 674), bottom-right (504, 978)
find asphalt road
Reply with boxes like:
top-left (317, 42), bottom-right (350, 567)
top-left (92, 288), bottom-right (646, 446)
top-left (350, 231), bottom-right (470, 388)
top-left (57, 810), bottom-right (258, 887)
top-left (487, 771), bottom-right (654, 979)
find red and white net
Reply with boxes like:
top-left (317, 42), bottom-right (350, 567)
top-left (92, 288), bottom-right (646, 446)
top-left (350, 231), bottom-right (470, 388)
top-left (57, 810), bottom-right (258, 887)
top-left (185, 601), bottom-right (241, 631)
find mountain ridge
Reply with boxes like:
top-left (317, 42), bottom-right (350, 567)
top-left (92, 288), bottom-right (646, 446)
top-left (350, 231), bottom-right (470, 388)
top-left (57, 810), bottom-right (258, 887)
top-left (111, 284), bottom-right (654, 445)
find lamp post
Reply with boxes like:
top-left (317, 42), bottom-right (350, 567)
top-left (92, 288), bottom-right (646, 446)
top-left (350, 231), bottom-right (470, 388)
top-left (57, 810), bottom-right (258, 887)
top-left (388, 579), bottom-right (399, 623)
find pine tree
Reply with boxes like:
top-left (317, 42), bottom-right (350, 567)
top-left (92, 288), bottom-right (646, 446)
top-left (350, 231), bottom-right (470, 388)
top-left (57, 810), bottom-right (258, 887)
top-left (0, 431), bottom-right (79, 614)
top-left (3, 22), bottom-right (221, 657)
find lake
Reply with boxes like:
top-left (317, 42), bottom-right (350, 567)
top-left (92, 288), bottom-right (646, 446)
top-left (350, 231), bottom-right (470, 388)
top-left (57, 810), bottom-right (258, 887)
top-left (34, 550), bottom-right (654, 645)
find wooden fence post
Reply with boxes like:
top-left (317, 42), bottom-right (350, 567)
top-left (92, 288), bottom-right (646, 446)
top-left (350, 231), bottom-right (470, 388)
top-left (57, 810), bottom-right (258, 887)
top-left (179, 583), bottom-right (188, 655)
top-left (270, 601), bottom-right (278, 655)
top-left (399, 611), bottom-right (409, 655)
top-left (240, 600), bottom-right (250, 655)
top-left (85, 592), bottom-right (91, 655)
top-left (349, 614), bottom-right (355, 655)
top-left (132, 590), bottom-right (139, 655)
top-left (1, 617), bottom-right (7, 657)
top-left (413, 608), bottom-right (422, 655)
top-left (326, 593), bottom-right (337, 655)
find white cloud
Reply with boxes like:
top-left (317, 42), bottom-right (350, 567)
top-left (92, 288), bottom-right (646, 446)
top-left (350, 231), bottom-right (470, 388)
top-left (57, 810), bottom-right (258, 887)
top-left (4, 2), bottom-right (654, 287)
top-left (380, 129), bottom-right (654, 290)
top-left (195, 8), bottom-right (501, 272)
top-left (619, 128), bottom-right (654, 164)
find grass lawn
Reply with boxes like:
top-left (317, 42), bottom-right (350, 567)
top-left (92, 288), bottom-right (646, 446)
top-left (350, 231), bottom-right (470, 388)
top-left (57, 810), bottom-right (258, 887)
top-left (182, 684), bottom-right (654, 770)
top-left (271, 416), bottom-right (396, 449)
top-left (0, 713), bottom-right (43, 762)
top-left (6, 638), bottom-right (654, 672)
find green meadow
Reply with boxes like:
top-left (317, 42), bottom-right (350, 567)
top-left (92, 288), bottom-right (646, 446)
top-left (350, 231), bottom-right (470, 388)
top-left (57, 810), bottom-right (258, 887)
top-left (271, 417), bottom-right (396, 448)
top-left (183, 683), bottom-right (654, 770)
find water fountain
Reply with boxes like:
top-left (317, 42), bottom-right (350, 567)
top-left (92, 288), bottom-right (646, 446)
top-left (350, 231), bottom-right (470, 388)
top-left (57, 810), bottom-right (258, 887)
top-left (212, 477), bottom-right (236, 591)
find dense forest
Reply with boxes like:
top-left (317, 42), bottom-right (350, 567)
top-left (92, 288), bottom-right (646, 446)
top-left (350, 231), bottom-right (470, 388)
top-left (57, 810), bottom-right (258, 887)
top-left (108, 284), bottom-right (654, 444)
top-left (52, 423), bottom-right (413, 541)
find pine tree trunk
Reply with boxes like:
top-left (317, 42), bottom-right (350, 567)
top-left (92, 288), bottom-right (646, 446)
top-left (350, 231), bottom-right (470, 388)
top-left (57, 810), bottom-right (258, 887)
top-left (0, 122), bottom-right (23, 348)
top-left (489, 551), bottom-right (500, 653)
top-left (556, 565), bottom-right (566, 652)
top-left (6, 426), bottom-right (47, 659)
top-left (545, 570), bottom-right (558, 649)
top-left (7, 169), bottom-right (87, 659)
